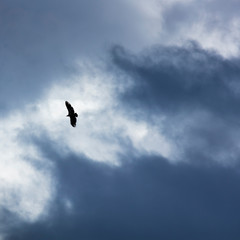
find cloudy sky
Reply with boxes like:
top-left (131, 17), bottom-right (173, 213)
top-left (1, 0), bottom-right (240, 239)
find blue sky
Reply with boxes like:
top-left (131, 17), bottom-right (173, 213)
top-left (1, 0), bottom-right (240, 239)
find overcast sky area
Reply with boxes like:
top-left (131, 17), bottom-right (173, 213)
top-left (1, 0), bottom-right (240, 239)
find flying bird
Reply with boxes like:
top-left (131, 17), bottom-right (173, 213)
top-left (65, 101), bottom-right (78, 127)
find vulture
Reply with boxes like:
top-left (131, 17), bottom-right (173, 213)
top-left (65, 101), bottom-right (78, 127)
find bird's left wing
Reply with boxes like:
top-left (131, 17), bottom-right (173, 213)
top-left (65, 101), bottom-right (75, 114)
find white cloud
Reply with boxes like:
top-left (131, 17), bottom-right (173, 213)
top-left (163, 0), bottom-right (240, 57)
top-left (173, 14), bottom-right (240, 57)
top-left (18, 64), bottom-right (175, 165)
top-left (124, 0), bottom-right (240, 57)
top-left (0, 113), bottom-right (55, 223)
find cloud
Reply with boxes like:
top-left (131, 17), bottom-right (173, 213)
top-left (158, 0), bottom-right (240, 57)
top-left (0, 0), bottom-right (164, 113)
top-left (111, 43), bottom-right (240, 165)
top-left (1, 39), bottom-right (240, 237)
top-left (2, 0), bottom-right (240, 238)
top-left (20, 64), bottom-right (174, 164)
top-left (112, 42), bottom-right (240, 115)
top-left (6, 155), bottom-right (240, 240)
top-left (0, 60), bottom-right (173, 234)
top-left (1, 41), bottom-right (239, 232)
top-left (0, 113), bottom-right (55, 225)
top-left (2, 0), bottom-right (240, 113)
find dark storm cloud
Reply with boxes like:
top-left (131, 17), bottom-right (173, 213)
top-left (111, 42), bottom-right (240, 117)
top-left (6, 152), bottom-right (240, 240)
top-left (110, 43), bottom-right (240, 164)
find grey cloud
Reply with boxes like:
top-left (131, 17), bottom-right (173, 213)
top-left (3, 0), bottom-right (240, 238)
top-left (6, 152), bottom-right (240, 240)
top-left (110, 43), bottom-right (240, 164)
top-left (162, 0), bottom-right (240, 31)
top-left (5, 38), bottom-right (240, 237)
top-left (111, 42), bottom-right (240, 118)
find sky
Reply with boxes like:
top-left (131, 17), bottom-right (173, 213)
top-left (1, 0), bottom-right (240, 239)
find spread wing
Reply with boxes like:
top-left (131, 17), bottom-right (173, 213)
top-left (70, 115), bottom-right (77, 127)
top-left (65, 101), bottom-right (75, 115)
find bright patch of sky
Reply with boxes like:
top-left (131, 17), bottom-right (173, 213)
top-left (0, 114), bottom-right (55, 223)
top-left (24, 66), bottom-right (174, 164)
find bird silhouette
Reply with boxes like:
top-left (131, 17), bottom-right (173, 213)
top-left (65, 101), bottom-right (78, 127)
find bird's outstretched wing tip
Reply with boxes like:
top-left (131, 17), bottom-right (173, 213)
top-left (65, 101), bottom-right (73, 111)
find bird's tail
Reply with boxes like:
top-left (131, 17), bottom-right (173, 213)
top-left (75, 113), bottom-right (78, 117)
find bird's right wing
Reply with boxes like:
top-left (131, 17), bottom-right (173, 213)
top-left (65, 101), bottom-right (75, 114)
